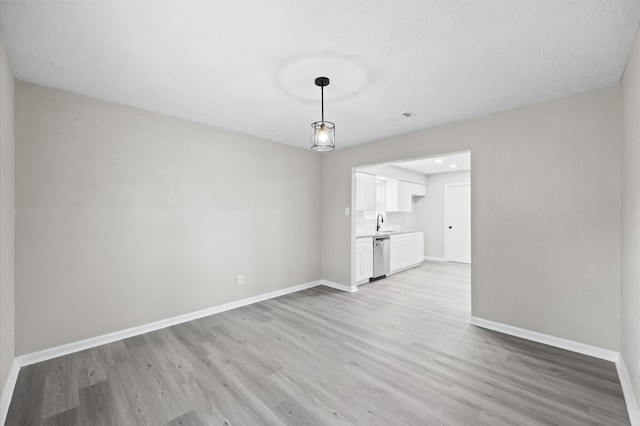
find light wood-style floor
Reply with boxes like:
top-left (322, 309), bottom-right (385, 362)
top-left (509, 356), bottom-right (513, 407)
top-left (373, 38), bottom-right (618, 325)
top-left (6, 262), bottom-right (630, 425)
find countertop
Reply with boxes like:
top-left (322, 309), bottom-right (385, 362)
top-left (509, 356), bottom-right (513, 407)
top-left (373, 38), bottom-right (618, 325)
top-left (356, 230), bottom-right (423, 238)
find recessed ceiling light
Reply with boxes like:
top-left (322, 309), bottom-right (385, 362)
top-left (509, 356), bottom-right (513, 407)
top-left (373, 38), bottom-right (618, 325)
top-left (434, 158), bottom-right (443, 163)
top-left (449, 164), bottom-right (457, 168)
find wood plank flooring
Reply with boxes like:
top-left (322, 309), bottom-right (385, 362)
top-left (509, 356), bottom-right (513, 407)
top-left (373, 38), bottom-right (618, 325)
top-left (6, 262), bottom-right (630, 425)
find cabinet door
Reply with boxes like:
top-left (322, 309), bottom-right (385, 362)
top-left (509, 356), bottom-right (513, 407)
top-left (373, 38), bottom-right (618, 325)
top-left (364, 174), bottom-right (376, 211)
top-left (356, 238), bottom-right (373, 282)
top-left (410, 233), bottom-right (424, 264)
top-left (404, 233), bottom-right (422, 265)
top-left (356, 173), bottom-right (365, 211)
top-left (390, 235), bottom-right (411, 271)
top-left (390, 233), bottom-right (424, 272)
top-left (385, 179), bottom-right (399, 212)
top-left (410, 182), bottom-right (427, 196)
top-left (390, 235), bottom-right (402, 271)
top-left (390, 237), bottom-right (401, 272)
top-left (397, 181), bottom-right (413, 212)
top-left (356, 172), bottom-right (376, 211)
top-left (416, 237), bottom-right (424, 263)
top-left (355, 250), bottom-right (363, 281)
top-left (386, 180), bottom-right (413, 212)
top-left (362, 246), bottom-right (373, 279)
top-left (399, 242), bottom-right (410, 268)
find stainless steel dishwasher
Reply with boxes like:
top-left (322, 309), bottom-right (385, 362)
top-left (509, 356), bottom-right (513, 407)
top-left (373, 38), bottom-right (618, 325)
top-left (372, 235), bottom-right (390, 279)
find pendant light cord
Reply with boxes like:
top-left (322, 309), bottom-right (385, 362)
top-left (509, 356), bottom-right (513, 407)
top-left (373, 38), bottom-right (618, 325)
top-left (321, 85), bottom-right (324, 122)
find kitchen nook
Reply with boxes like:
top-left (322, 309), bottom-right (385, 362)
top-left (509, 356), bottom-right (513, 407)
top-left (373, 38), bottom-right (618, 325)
top-left (354, 165), bottom-right (426, 285)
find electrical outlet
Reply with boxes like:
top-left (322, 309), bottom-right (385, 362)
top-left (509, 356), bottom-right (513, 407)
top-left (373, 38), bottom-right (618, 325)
top-left (237, 275), bottom-right (244, 286)
top-left (345, 207), bottom-right (350, 215)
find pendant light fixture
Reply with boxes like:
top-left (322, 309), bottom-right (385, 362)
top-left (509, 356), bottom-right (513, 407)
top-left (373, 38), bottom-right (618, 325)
top-left (310, 76), bottom-right (335, 152)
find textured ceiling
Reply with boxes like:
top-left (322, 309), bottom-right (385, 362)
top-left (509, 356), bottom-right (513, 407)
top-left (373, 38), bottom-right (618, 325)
top-left (1, 1), bottom-right (640, 150)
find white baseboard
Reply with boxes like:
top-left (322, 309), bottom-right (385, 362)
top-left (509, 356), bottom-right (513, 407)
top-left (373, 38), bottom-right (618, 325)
top-left (354, 278), bottom-right (370, 286)
top-left (2, 279), bottom-right (325, 424)
top-left (424, 256), bottom-right (448, 262)
top-left (469, 316), bottom-right (640, 424)
top-left (319, 279), bottom-right (358, 293)
top-left (616, 356), bottom-right (640, 425)
top-left (469, 316), bottom-right (619, 362)
top-left (17, 280), bottom-right (321, 368)
top-left (0, 360), bottom-right (20, 425)
top-left (387, 262), bottom-right (423, 277)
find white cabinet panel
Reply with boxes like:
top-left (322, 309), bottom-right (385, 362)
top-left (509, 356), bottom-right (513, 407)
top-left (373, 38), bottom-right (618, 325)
top-left (390, 242), bottom-right (401, 272)
top-left (385, 178), bottom-right (399, 212)
top-left (355, 237), bottom-right (373, 283)
top-left (389, 232), bottom-right (424, 274)
top-left (385, 179), bottom-right (411, 212)
top-left (389, 237), bottom-right (402, 272)
top-left (410, 182), bottom-right (427, 196)
top-left (416, 238), bottom-right (424, 264)
top-left (356, 172), bottom-right (376, 211)
top-left (385, 180), bottom-right (425, 212)
top-left (397, 181), bottom-right (413, 212)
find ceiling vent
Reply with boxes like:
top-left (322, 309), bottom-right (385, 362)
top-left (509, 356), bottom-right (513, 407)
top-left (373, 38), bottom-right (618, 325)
top-left (388, 110), bottom-right (416, 122)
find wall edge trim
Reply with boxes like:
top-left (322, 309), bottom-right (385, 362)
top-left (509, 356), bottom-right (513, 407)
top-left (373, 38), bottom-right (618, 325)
top-left (424, 256), bottom-right (448, 262)
top-left (0, 359), bottom-right (20, 425)
top-left (469, 316), bottom-right (640, 424)
top-left (616, 355), bottom-right (640, 425)
top-left (469, 316), bottom-right (619, 361)
top-left (319, 280), bottom-right (358, 293)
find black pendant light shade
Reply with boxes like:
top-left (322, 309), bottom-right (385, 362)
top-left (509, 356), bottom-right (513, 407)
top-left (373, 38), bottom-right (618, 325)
top-left (311, 76), bottom-right (335, 152)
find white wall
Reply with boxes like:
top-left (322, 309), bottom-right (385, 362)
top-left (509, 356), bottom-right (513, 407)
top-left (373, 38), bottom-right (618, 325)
top-left (416, 170), bottom-right (471, 259)
top-left (15, 82), bottom-right (322, 354)
top-left (322, 86), bottom-right (622, 350)
top-left (0, 36), bottom-right (15, 394)
top-left (621, 27), bottom-right (640, 410)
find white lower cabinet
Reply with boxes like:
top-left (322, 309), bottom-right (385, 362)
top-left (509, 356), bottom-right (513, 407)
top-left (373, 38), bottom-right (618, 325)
top-left (355, 237), bottom-right (374, 284)
top-left (389, 232), bottom-right (424, 274)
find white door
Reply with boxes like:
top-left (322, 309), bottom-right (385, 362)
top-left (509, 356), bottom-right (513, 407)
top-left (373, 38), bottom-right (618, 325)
top-left (445, 183), bottom-right (471, 263)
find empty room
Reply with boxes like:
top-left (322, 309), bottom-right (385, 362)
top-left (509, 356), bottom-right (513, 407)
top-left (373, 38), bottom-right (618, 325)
top-left (1, 1), bottom-right (640, 425)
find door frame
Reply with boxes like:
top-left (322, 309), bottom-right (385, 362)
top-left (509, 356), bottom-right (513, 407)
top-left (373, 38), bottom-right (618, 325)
top-left (444, 182), bottom-right (471, 263)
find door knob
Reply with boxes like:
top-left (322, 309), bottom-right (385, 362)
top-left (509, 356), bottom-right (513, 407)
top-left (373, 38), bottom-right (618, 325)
top-left (448, 226), bottom-right (452, 229)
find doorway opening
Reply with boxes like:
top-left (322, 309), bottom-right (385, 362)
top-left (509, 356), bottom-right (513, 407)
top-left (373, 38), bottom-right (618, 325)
top-left (351, 151), bottom-right (471, 290)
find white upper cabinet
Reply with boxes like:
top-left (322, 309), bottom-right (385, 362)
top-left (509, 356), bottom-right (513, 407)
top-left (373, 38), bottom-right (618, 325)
top-left (397, 181), bottom-right (413, 212)
top-left (409, 182), bottom-right (427, 196)
top-left (385, 179), bottom-right (400, 212)
top-left (356, 172), bottom-right (377, 211)
top-left (385, 179), bottom-right (426, 212)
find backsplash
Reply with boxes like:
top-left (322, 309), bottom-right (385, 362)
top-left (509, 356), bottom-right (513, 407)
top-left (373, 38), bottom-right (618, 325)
top-left (356, 210), bottom-right (419, 235)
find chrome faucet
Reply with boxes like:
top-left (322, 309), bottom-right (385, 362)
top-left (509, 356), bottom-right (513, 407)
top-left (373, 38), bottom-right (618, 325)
top-left (376, 214), bottom-right (384, 231)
